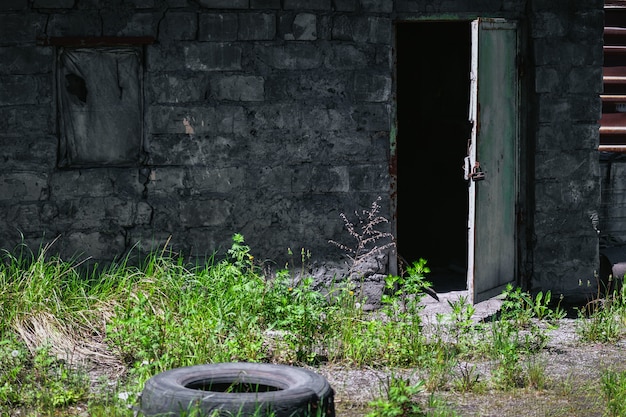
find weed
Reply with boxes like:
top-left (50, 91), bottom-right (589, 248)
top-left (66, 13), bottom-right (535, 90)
top-left (453, 361), bottom-right (484, 393)
top-left (500, 284), bottom-right (565, 327)
top-left (525, 357), bottom-right (548, 390)
top-left (576, 275), bottom-right (626, 343)
top-left (366, 375), bottom-right (425, 417)
top-left (0, 338), bottom-right (89, 411)
top-left (329, 196), bottom-right (395, 276)
top-left (1, 216), bottom-right (625, 417)
top-left (602, 369), bottom-right (626, 417)
top-left (446, 294), bottom-right (477, 353)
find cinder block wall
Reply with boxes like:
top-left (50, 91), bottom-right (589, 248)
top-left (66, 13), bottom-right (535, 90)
top-left (528, 0), bottom-right (603, 299)
top-left (0, 0), bottom-right (396, 269)
top-left (0, 0), bottom-right (603, 302)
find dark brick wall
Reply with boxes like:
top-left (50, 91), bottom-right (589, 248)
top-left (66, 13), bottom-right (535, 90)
top-left (0, 0), bottom-right (603, 302)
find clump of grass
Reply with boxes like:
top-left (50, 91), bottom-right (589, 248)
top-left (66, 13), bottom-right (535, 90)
top-left (576, 275), bottom-right (626, 343)
top-left (602, 368), bottom-right (626, 417)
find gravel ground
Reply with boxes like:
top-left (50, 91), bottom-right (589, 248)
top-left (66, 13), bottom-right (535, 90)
top-left (314, 291), bottom-right (626, 417)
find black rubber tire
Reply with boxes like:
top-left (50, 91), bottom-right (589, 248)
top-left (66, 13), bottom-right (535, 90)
top-left (139, 362), bottom-right (335, 417)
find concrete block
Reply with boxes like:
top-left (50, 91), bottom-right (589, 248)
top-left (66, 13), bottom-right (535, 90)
top-left (199, 13), bottom-right (238, 41)
top-left (333, 0), bottom-right (357, 11)
top-left (179, 198), bottom-right (233, 226)
top-left (537, 96), bottom-right (571, 124)
top-left (130, 0), bottom-right (156, 8)
top-left (0, 107), bottom-right (52, 135)
top-left (164, 0), bottom-right (189, 7)
top-left (126, 229), bottom-right (174, 255)
top-left (569, 10), bottom-right (603, 41)
top-left (535, 177), bottom-right (598, 209)
top-left (349, 164), bottom-right (389, 192)
top-left (353, 73), bottom-right (391, 102)
top-left (198, 0), bottom-right (249, 8)
top-left (186, 166), bottom-right (246, 194)
top-left (136, 202), bottom-right (154, 225)
top-left (105, 12), bottom-right (157, 37)
top-left (0, 47), bottom-right (53, 75)
top-left (350, 104), bottom-right (390, 132)
top-left (531, 0), bottom-right (602, 12)
top-left (0, 135), bottom-right (57, 170)
top-left (144, 167), bottom-right (187, 197)
top-left (251, 166), bottom-right (295, 191)
top-left (62, 231), bottom-right (126, 262)
top-left (0, 14), bottom-right (46, 45)
top-left (184, 228), bottom-right (229, 259)
top-left (147, 73), bottom-right (210, 104)
top-left (361, 0), bottom-right (393, 12)
top-left (144, 134), bottom-right (244, 166)
top-left (534, 39), bottom-right (602, 66)
top-left (47, 12), bottom-right (102, 37)
top-left (184, 43), bottom-right (242, 71)
top-left (568, 66), bottom-right (603, 94)
top-left (284, 0), bottom-right (331, 10)
top-left (33, 0), bottom-right (74, 7)
top-left (530, 11), bottom-right (566, 38)
top-left (160, 11), bottom-right (198, 40)
top-left (245, 103), bottom-right (302, 131)
top-left (569, 95), bottom-right (602, 122)
top-left (210, 75), bottom-right (265, 101)
top-left (103, 198), bottom-right (140, 227)
top-left (301, 106), bottom-right (346, 131)
top-left (256, 43), bottom-right (323, 69)
top-left (59, 198), bottom-right (108, 230)
top-left (534, 66), bottom-right (560, 93)
top-left (535, 150), bottom-right (598, 181)
top-left (291, 165), bottom-right (350, 192)
top-left (284, 13), bottom-right (317, 41)
top-left (0, 75), bottom-right (51, 106)
top-left (147, 105), bottom-right (246, 135)
top-left (324, 44), bottom-right (367, 70)
top-left (333, 16), bottom-right (391, 44)
top-left (250, 0), bottom-right (280, 9)
top-left (238, 13), bottom-right (276, 40)
top-left (0, 171), bottom-right (48, 201)
top-left (50, 170), bottom-right (115, 199)
top-left (265, 72), bottom-right (349, 101)
top-left (0, 0), bottom-right (28, 11)
top-left (146, 43), bottom-right (186, 72)
top-left (395, 0), bottom-right (423, 12)
top-left (4, 203), bottom-right (44, 234)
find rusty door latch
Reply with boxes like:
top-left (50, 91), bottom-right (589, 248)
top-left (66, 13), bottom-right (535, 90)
top-left (464, 157), bottom-right (485, 182)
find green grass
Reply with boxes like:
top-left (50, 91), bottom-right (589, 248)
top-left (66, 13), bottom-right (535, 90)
top-left (1, 231), bottom-right (625, 416)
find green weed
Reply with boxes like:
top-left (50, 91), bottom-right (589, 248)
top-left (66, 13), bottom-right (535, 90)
top-left (576, 276), bottom-right (626, 343)
top-left (0, 221), bottom-right (624, 417)
top-left (602, 369), bottom-right (626, 417)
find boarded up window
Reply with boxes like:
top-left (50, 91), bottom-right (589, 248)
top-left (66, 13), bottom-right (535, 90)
top-left (57, 47), bottom-right (142, 167)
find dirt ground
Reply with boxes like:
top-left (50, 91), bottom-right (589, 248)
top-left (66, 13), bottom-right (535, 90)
top-left (315, 290), bottom-right (626, 417)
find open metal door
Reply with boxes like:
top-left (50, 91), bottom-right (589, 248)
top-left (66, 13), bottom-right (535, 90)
top-left (467, 18), bottom-right (519, 304)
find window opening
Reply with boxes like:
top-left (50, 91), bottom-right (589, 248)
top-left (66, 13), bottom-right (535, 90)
top-left (57, 46), bottom-right (143, 167)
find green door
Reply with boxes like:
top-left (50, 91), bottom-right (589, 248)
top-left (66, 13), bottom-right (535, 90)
top-left (467, 18), bottom-right (519, 304)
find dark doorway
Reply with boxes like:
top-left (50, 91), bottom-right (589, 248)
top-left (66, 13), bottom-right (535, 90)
top-left (395, 22), bottom-right (471, 292)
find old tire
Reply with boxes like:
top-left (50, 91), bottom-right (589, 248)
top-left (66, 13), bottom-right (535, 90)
top-left (139, 362), bottom-right (335, 417)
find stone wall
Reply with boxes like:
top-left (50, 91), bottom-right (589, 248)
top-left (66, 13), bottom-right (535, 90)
top-left (0, 0), bottom-right (604, 303)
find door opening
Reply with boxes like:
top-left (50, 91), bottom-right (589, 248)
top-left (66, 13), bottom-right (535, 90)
top-left (396, 22), bottom-right (472, 292)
